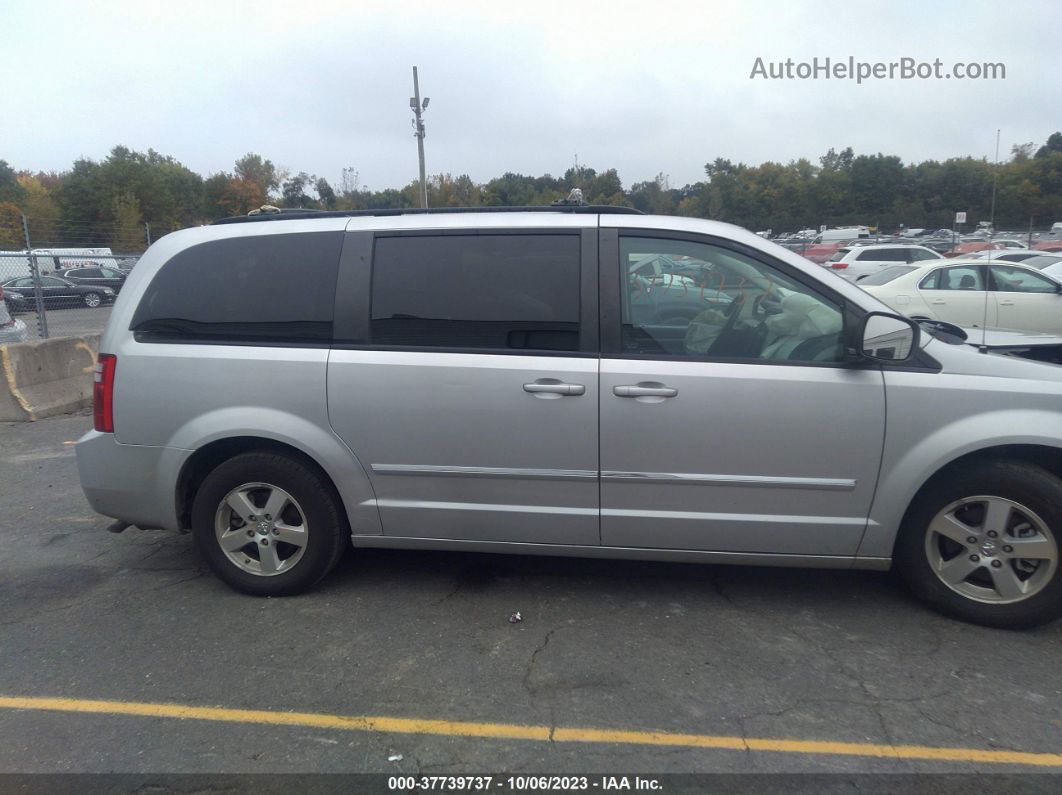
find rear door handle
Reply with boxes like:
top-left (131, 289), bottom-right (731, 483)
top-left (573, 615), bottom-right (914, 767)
top-left (613, 384), bottom-right (678, 398)
top-left (523, 380), bottom-right (585, 396)
top-left (930, 299), bottom-right (946, 305)
top-left (999, 300), bottom-right (1015, 306)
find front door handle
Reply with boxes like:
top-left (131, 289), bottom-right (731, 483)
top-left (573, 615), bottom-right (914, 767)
top-left (999, 300), bottom-right (1015, 306)
top-left (930, 299), bottom-right (946, 305)
top-left (613, 384), bottom-right (678, 398)
top-left (523, 379), bottom-right (585, 397)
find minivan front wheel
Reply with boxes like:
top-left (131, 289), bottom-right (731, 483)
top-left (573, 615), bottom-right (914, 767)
top-left (82, 292), bottom-right (102, 308)
top-left (897, 460), bottom-right (1062, 628)
top-left (191, 452), bottom-right (346, 595)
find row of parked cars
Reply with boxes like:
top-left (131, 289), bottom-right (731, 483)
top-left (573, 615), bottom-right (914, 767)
top-left (1, 265), bottom-right (128, 315)
top-left (0, 264), bottom-right (130, 343)
top-left (779, 225), bottom-right (1062, 260)
top-left (799, 240), bottom-right (1062, 336)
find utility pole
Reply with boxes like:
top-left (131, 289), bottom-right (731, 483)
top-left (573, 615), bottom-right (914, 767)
top-left (410, 66), bottom-right (429, 209)
top-left (989, 128), bottom-right (1000, 234)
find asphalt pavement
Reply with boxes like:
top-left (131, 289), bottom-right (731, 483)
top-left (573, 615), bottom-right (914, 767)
top-left (15, 305), bottom-right (112, 341)
top-left (1, 411), bottom-right (1061, 779)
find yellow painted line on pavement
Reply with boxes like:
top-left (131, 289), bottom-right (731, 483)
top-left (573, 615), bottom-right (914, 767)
top-left (1, 695), bottom-right (1060, 768)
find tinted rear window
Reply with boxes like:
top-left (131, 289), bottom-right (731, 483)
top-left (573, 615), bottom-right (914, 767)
top-left (131, 232), bottom-right (342, 343)
top-left (858, 248), bottom-right (907, 262)
top-left (370, 234), bottom-right (580, 351)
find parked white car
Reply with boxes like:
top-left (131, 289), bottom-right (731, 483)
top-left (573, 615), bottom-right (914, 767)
top-left (824, 244), bottom-right (943, 281)
top-left (1027, 255), bottom-right (1062, 278)
top-left (859, 259), bottom-right (1062, 332)
top-left (962, 250), bottom-right (1041, 262)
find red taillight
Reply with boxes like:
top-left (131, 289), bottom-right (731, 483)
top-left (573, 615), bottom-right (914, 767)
top-left (830, 261), bottom-right (849, 269)
top-left (93, 354), bottom-right (117, 433)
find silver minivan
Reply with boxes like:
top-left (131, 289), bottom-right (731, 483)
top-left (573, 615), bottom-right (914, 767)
top-left (77, 206), bottom-right (1062, 628)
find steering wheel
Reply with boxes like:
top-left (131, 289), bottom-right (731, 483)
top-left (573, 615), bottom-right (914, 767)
top-left (718, 293), bottom-right (747, 336)
top-left (754, 289), bottom-right (786, 319)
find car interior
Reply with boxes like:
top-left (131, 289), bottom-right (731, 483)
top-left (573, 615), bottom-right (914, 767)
top-left (621, 242), bottom-right (845, 363)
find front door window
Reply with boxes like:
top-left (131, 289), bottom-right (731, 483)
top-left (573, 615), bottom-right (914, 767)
top-left (620, 237), bottom-right (845, 363)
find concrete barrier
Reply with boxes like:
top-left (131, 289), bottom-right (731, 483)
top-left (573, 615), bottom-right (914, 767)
top-left (0, 334), bottom-right (101, 422)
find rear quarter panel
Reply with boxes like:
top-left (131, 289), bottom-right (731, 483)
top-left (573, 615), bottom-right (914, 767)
top-left (103, 220), bottom-right (382, 536)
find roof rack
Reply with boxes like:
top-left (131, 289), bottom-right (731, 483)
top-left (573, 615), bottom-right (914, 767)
top-left (212, 204), bottom-right (644, 225)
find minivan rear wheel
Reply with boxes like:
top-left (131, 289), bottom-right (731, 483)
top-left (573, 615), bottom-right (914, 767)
top-left (191, 452), bottom-right (346, 595)
top-left (896, 460), bottom-right (1062, 628)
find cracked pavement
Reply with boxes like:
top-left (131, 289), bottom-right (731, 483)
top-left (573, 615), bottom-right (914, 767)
top-left (1, 411), bottom-right (1061, 774)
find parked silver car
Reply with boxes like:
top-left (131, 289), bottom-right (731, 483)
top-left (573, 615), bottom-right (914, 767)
top-left (77, 207), bottom-right (1062, 627)
top-left (0, 292), bottom-right (28, 344)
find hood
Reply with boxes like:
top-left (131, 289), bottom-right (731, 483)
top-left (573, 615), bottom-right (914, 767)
top-left (977, 328), bottom-right (1062, 348)
top-left (923, 324), bottom-right (1062, 383)
top-left (916, 319), bottom-right (1062, 350)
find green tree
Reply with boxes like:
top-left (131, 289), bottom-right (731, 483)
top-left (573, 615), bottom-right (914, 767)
top-left (0, 160), bottom-right (26, 205)
top-left (54, 146), bottom-right (203, 244)
top-left (316, 177), bottom-right (337, 210)
top-left (0, 202), bottom-right (23, 247)
top-left (235, 154), bottom-right (279, 199)
top-left (629, 173), bottom-right (678, 215)
top-left (110, 193), bottom-right (144, 252)
top-left (483, 173), bottom-right (539, 206)
top-left (17, 174), bottom-right (59, 244)
top-left (281, 172), bottom-right (316, 208)
top-left (1036, 132), bottom-right (1062, 159)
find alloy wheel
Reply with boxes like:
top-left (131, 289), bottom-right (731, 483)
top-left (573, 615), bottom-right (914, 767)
top-left (214, 482), bottom-right (309, 576)
top-left (924, 495), bottom-right (1058, 604)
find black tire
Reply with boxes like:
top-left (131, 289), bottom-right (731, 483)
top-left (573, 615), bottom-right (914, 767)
top-left (191, 452), bottom-right (347, 596)
top-left (82, 292), bottom-right (102, 308)
top-left (896, 460), bottom-right (1062, 629)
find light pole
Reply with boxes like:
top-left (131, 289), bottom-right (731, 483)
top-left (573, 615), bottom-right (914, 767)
top-left (988, 128), bottom-right (1000, 234)
top-left (410, 66), bottom-right (429, 209)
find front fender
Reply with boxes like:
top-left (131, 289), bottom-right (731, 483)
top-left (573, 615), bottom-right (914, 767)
top-left (859, 408), bottom-right (1062, 558)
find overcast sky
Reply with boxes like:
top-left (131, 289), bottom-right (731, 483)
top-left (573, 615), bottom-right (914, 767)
top-left (3, 0), bottom-right (1060, 192)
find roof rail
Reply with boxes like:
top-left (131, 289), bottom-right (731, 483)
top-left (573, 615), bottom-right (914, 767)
top-left (212, 204), bottom-right (644, 225)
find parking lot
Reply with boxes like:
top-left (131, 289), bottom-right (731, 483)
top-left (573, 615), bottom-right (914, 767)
top-left (2, 411), bottom-right (1061, 777)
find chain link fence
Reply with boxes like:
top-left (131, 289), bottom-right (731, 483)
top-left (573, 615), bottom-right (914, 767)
top-left (0, 252), bottom-right (140, 341)
top-left (1, 213), bottom-right (183, 342)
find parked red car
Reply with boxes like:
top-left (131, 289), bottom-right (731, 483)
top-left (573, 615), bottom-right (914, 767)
top-left (799, 242), bottom-right (845, 264)
top-left (944, 242), bottom-right (1005, 258)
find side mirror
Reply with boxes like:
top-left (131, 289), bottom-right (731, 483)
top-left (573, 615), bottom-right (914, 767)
top-left (858, 312), bottom-right (920, 363)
